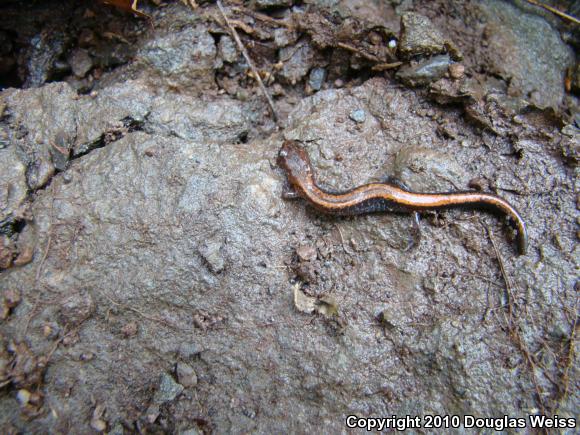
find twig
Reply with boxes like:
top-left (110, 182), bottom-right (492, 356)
top-left (525, 0), bottom-right (580, 25)
top-left (102, 291), bottom-right (189, 332)
top-left (555, 297), bottom-right (578, 411)
top-left (371, 62), bottom-right (403, 71)
top-left (335, 224), bottom-right (347, 254)
top-left (216, 0), bottom-right (278, 122)
top-left (229, 19), bottom-right (255, 35)
top-left (46, 327), bottom-right (77, 361)
top-left (485, 222), bottom-right (547, 415)
top-left (234, 7), bottom-right (293, 29)
top-left (23, 191), bottom-right (56, 336)
top-left (485, 224), bottom-right (514, 323)
top-left (337, 42), bottom-right (380, 63)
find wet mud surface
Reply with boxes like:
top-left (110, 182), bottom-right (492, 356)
top-left (0, 0), bottom-right (578, 432)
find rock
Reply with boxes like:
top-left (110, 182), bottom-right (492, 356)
top-left (199, 240), bottom-right (225, 274)
top-left (448, 63), bottom-right (465, 79)
top-left (176, 362), bottom-right (198, 388)
top-left (0, 236), bottom-right (14, 270)
top-left (13, 246), bottom-right (33, 267)
top-left (146, 96), bottom-right (249, 143)
top-left (394, 146), bottom-right (467, 192)
top-left (58, 290), bottom-right (95, 327)
top-left (24, 28), bottom-right (68, 87)
top-left (90, 405), bottom-right (107, 432)
top-left (69, 48), bottom-right (93, 78)
top-left (349, 108), bottom-right (366, 123)
top-left (273, 28), bottom-right (297, 48)
top-left (396, 54), bottom-right (451, 87)
top-left (398, 13), bottom-right (448, 59)
top-left (308, 67), bottom-right (326, 91)
top-left (121, 322), bottom-right (138, 338)
top-left (218, 36), bottom-right (238, 63)
top-left (253, 0), bottom-right (293, 9)
top-left (16, 389), bottom-right (31, 406)
top-left (48, 130), bottom-right (71, 171)
top-left (138, 24), bottom-right (220, 90)
top-left (107, 422), bottom-right (125, 435)
top-left (178, 343), bottom-right (201, 359)
top-left (1, 82), bottom-right (76, 189)
top-left (153, 373), bottom-right (184, 404)
top-left (278, 43), bottom-right (316, 84)
top-left (4, 288), bottom-right (20, 308)
top-left (296, 244), bottom-right (316, 262)
top-left (480, 0), bottom-right (573, 107)
top-left (146, 404), bottom-right (160, 423)
top-left (0, 146), bottom-right (28, 229)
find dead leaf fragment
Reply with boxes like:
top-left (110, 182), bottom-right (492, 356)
top-left (296, 244), bottom-right (317, 262)
top-left (100, 0), bottom-right (149, 18)
top-left (90, 404), bottom-right (107, 432)
top-left (293, 284), bottom-right (316, 314)
top-left (293, 284), bottom-right (339, 317)
top-left (316, 295), bottom-right (338, 317)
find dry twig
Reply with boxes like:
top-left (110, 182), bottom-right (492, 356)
top-left (23, 190), bottom-right (56, 337)
top-left (102, 291), bottom-right (190, 332)
top-left (525, 0), bottom-right (580, 25)
top-left (485, 223), bottom-right (547, 415)
top-left (216, 0), bottom-right (278, 122)
top-left (555, 297), bottom-right (579, 410)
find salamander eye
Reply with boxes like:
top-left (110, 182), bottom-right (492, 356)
top-left (279, 150), bottom-right (288, 157)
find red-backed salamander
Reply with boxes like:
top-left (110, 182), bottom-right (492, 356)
top-left (277, 140), bottom-right (528, 255)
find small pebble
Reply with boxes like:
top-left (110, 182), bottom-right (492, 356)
top-left (176, 362), bottom-right (198, 388)
top-left (90, 418), bottom-right (107, 432)
top-left (349, 109), bottom-right (366, 124)
top-left (296, 244), bottom-right (317, 262)
top-left (79, 352), bottom-right (95, 362)
top-left (153, 373), bottom-right (184, 404)
top-left (121, 322), bottom-right (138, 338)
top-left (17, 389), bottom-right (31, 406)
top-left (4, 288), bottom-right (20, 308)
top-left (218, 36), bottom-right (238, 63)
top-left (69, 48), bottom-right (93, 78)
top-left (449, 63), bottom-right (465, 79)
top-left (308, 67), bottom-right (326, 91)
top-left (13, 246), bottom-right (33, 266)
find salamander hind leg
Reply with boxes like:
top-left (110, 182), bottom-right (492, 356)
top-left (402, 211), bottom-right (421, 252)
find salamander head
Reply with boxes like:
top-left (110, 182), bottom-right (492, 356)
top-left (277, 140), bottom-right (315, 186)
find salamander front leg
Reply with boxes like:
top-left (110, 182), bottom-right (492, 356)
top-left (378, 175), bottom-right (422, 251)
top-left (281, 182), bottom-right (301, 200)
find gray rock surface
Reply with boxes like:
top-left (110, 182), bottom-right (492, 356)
top-left (218, 35), bottom-right (238, 63)
top-left (398, 12), bottom-right (448, 59)
top-left (308, 67), bottom-right (326, 91)
top-left (278, 42), bottom-right (318, 84)
top-left (480, 0), bottom-right (574, 108)
top-left (0, 146), bottom-right (27, 229)
top-left (153, 373), bottom-right (184, 404)
top-left (69, 48), bottom-right (93, 78)
top-left (0, 2), bottom-right (577, 433)
top-left (396, 54), bottom-right (451, 87)
top-left (138, 23), bottom-right (221, 91)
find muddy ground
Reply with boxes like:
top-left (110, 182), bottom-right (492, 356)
top-left (0, 0), bottom-right (578, 433)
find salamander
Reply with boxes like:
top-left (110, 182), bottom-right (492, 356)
top-left (277, 140), bottom-right (528, 255)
